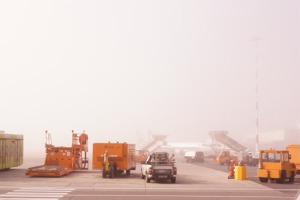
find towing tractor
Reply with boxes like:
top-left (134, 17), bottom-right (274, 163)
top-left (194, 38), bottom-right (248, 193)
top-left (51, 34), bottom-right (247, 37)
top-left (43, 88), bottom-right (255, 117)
top-left (92, 142), bottom-right (136, 178)
top-left (257, 149), bottom-right (296, 183)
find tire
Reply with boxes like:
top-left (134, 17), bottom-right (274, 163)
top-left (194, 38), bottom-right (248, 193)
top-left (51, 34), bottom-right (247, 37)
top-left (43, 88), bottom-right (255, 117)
top-left (289, 172), bottom-right (295, 183)
top-left (141, 173), bottom-right (145, 179)
top-left (109, 165), bottom-right (115, 178)
top-left (126, 170), bottom-right (130, 175)
top-left (259, 177), bottom-right (268, 183)
top-left (171, 177), bottom-right (176, 183)
top-left (102, 167), bottom-right (107, 178)
top-left (276, 171), bottom-right (286, 184)
top-left (146, 174), bottom-right (150, 183)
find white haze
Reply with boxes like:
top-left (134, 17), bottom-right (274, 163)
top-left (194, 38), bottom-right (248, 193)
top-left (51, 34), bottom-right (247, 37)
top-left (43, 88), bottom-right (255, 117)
top-left (0, 0), bottom-right (299, 158)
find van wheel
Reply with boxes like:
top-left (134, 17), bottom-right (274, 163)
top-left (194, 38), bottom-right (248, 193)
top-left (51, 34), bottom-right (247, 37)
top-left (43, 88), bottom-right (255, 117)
top-left (289, 172), bottom-right (295, 183)
top-left (259, 177), bottom-right (268, 182)
top-left (276, 171), bottom-right (286, 184)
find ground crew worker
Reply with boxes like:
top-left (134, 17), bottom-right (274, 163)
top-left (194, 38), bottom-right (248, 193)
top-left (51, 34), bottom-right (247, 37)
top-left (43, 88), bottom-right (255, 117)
top-left (228, 159), bottom-right (236, 179)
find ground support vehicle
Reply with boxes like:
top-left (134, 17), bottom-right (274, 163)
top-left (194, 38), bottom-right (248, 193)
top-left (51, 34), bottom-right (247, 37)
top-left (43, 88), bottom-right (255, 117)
top-left (0, 131), bottom-right (23, 170)
top-left (141, 152), bottom-right (177, 183)
top-left (135, 150), bottom-right (149, 164)
top-left (215, 150), bottom-right (237, 165)
top-left (92, 142), bottom-right (136, 178)
top-left (26, 130), bottom-right (89, 177)
top-left (286, 144), bottom-right (300, 174)
top-left (209, 131), bottom-right (257, 166)
top-left (257, 149), bottom-right (296, 184)
top-left (184, 151), bottom-right (204, 163)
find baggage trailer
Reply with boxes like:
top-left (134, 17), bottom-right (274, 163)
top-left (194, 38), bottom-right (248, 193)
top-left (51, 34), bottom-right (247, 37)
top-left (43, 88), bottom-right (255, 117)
top-left (0, 131), bottom-right (23, 170)
top-left (26, 130), bottom-right (88, 177)
top-left (93, 142), bottom-right (136, 178)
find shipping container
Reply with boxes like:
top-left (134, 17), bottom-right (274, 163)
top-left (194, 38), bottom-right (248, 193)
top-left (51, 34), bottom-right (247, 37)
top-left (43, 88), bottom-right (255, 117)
top-left (0, 132), bottom-right (23, 170)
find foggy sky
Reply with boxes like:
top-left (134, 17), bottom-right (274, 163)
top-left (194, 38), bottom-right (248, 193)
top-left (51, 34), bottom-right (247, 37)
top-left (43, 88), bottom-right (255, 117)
top-left (0, 0), bottom-right (299, 157)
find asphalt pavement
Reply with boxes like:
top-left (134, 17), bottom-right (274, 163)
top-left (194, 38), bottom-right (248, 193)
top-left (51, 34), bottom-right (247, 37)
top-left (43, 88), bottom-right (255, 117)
top-left (0, 160), bottom-right (299, 200)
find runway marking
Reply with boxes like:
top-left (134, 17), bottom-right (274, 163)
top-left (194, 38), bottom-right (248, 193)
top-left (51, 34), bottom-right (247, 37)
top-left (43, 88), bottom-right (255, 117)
top-left (0, 187), bottom-right (74, 199)
top-left (0, 199), bottom-right (59, 200)
top-left (67, 194), bottom-right (294, 199)
top-left (68, 187), bottom-right (300, 191)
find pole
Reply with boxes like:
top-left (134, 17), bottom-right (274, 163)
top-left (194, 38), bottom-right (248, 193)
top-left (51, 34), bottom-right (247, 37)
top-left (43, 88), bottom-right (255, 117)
top-left (252, 36), bottom-right (261, 153)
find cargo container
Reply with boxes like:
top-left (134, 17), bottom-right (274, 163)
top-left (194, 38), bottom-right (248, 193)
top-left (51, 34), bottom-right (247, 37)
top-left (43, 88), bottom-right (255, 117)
top-left (0, 132), bottom-right (23, 170)
top-left (93, 142), bottom-right (136, 178)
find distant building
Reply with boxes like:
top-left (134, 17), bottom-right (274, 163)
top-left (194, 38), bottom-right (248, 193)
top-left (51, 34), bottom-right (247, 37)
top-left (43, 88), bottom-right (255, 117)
top-left (244, 128), bottom-right (300, 151)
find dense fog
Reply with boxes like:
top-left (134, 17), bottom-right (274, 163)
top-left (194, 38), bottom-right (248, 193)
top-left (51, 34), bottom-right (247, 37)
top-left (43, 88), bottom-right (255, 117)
top-left (0, 0), bottom-right (299, 161)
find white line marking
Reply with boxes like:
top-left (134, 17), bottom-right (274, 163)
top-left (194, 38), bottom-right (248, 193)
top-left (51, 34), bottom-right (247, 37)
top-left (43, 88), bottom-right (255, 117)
top-left (6, 192), bottom-right (68, 195)
top-left (70, 187), bottom-right (300, 191)
top-left (14, 188), bottom-right (75, 191)
top-left (68, 194), bottom-right (294, 199)
top-left (0, 195), bottom-right (63, 198)
top-left (0, 187), bottom-right (74, 199)
top-left (0, 199), bottom-right (58, 200)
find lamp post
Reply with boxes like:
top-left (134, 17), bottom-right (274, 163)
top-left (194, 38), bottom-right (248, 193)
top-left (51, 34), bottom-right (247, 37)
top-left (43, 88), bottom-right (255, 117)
top-left (251, 36), bottom-right (261, 153)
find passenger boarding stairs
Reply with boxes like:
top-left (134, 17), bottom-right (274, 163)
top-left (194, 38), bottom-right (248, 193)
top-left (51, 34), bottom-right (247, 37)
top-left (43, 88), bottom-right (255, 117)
top-left (208, 131), bottom-right (248, 153)
top-left (140, 134), bottom-right (167, 153)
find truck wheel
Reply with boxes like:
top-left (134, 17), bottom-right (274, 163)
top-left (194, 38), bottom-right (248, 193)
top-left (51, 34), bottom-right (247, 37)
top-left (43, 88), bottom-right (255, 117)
top-left (126, 170), bottom-right (130, 175)
top-left (109, 165), bottom-right (115, 178)
top-left (259, 177), bottom-right (268, 183)
top-left (171, 177), bottom-right (176, 183)
top-left (276, 171), bottom-right (286, 184)
top-left (102, 167), bottom-right (107, 178)
top-left (146, 174), bottom-right (150, 183)
top-left (289, 172), bottom-right (295, 183)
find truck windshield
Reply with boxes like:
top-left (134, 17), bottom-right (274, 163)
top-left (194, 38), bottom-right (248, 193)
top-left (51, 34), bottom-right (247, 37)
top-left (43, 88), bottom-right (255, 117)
top-left (261, 152), bottom-right (280, 162)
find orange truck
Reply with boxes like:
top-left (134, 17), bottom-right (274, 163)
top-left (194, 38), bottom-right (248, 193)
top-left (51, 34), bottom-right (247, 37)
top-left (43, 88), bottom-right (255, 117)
top-left (135, 150), bottom-right (149, 164)
top-left (215, 150), bottom-right (237, 165)
top-left (286, 144), bottom-right (300, 174)
top-left (26, 130), bottom-right (89, 177)
top-left (93, 142), bottom-right (136, 178)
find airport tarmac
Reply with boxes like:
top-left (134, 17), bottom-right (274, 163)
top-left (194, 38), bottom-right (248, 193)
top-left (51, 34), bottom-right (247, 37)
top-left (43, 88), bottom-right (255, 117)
top-left (0, 160), bottom-right (299, 200)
